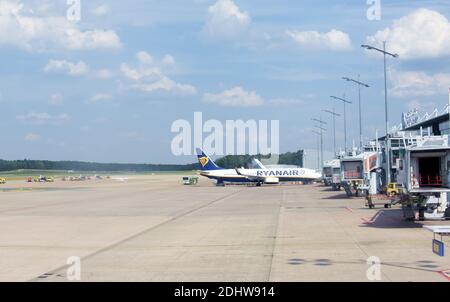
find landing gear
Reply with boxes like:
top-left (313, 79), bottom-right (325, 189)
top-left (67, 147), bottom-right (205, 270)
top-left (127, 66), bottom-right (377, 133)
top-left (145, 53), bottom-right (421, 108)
top-left (419, 208), bottom-right (425, 221)
top-left (367, 197), bottom-right (375, 209)
top-left (256, 182), bottom-right (262, 187)
top-left (216, 180), bottom-right (225, 187)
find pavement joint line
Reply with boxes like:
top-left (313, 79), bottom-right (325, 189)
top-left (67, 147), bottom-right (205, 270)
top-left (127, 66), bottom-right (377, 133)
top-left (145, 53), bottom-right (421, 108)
top-left (345, 207), bottom-right (354, 213)
top-left (344, 206), bottom-right (380, 225)
top-left (438, 269), bottom-right (450, 281)
top-left (267, 189), bottom-right (285, 282)
top-left (28, 188), bottom-right (244, 282)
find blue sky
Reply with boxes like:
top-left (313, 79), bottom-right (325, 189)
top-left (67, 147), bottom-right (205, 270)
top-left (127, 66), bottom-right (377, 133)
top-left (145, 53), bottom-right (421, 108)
top-left (0, 0), bottom-right (449, 164)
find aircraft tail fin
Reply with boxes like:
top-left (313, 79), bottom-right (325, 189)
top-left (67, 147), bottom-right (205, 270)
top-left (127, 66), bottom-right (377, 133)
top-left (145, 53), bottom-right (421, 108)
top-left (196, 148), bottom-right (224, 171)
top-left (252, 158), bottom-right (267, 169)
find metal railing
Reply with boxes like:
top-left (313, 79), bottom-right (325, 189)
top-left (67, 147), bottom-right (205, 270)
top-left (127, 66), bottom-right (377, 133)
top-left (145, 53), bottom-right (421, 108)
top-left (419, 175), bottom-right (442, 187)
top-left (401, 104), bottom-right (450, 130)
top-left (344, 171), bottom-right (363, 179)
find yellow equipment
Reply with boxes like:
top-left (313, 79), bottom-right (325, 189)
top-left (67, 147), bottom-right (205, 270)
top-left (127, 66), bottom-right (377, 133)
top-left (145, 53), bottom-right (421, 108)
top-left (386, 183), bottom-right (404, 197)
top-left (0, 178), bottom-right (6, 184)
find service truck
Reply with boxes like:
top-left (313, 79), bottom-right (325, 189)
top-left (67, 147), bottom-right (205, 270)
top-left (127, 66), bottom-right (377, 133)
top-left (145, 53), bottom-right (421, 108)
top-left (323, 159), bottom-right (340, 187)
top-left (396, 136), bottom-right (450, 220)
top-left (341, 152), bottom-right (379, 197)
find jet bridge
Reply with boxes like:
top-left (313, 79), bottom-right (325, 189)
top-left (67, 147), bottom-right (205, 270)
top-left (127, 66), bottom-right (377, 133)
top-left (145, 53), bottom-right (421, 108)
top-left (396, 136), bottom-right (450, 220)
top-left (340, 152), bottom-right (379, 197)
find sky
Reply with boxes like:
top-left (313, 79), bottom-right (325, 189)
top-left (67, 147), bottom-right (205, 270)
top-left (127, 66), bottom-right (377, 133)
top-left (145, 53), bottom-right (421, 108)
top-left (0, 0), bottom-right (449, 164)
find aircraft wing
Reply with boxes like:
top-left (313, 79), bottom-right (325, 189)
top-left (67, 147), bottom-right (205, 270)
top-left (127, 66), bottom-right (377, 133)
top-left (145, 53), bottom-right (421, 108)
top-left (235, 168), bottom-right (279, 184)
top-left (235, 168), bottom-right (260, 181)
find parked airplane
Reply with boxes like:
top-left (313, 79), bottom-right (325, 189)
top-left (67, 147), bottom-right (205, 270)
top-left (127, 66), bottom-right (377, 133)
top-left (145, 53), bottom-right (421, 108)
top-left (196, 149), bottom-right (321, 186)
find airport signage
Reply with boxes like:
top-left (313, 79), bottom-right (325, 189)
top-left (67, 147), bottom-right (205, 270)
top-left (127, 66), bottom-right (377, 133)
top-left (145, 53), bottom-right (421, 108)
top-left (432, 239), bottom-right (445, 257)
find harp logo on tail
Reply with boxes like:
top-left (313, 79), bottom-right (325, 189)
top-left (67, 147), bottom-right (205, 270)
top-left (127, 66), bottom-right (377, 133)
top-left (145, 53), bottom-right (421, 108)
top-left (199, 156), bottom-right (209, 167)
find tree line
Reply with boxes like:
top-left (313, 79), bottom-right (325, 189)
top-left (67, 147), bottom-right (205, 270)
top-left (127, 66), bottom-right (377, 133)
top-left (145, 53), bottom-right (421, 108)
top-left (0, 150), bottom-right (304, 172)
top-left (0, 159), bottom-right (198, 172)
top-left (215, 150), bottom-right (304, 169)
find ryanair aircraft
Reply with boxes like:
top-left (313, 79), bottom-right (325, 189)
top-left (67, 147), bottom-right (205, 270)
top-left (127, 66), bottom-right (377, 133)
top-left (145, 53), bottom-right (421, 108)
top-left (196, 149), bottom-right (321, 186)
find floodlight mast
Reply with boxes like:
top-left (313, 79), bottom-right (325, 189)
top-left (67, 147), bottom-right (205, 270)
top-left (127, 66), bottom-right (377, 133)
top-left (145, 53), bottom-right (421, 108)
top-left (322, 109), bottom-right (341, 156)
top-left (330, 95), bottom-right (352, 154)
top-left (342, 76), bottom-right (369, 150)
top-left (312, 118), bottom-right (327, 171)
top-left (361, 42), bottom-right (399, 184)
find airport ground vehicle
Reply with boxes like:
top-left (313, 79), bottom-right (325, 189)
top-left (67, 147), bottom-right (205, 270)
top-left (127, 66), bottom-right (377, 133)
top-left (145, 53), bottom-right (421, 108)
top-left (34, 176), bottom-right (45, 182)
top-left (323, 159), bottom-right (340, 187)
top-left (386, 183), bottom-right (405, 197)
top-left (341, 152), bottom-right (379, 197)
top-left (395, 136), bottom-right (450, 220)
top-left (0, 178), bottom-right (6, 184)
top-left (331, 166), bottom-right (341, 191)
top-left (183, 176), bottom-right (199, 185)
top-left (34, 176), bottom-right (54, 183)
top-left (322, 166), bottom-right (332, 186)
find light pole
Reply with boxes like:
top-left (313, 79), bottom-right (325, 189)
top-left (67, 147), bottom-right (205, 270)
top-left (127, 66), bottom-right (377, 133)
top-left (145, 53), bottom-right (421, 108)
top-left (330, 95), bottom-right (352, 153)
top-left (361, 42), bottom-right (399, 184)
top-left (312, 130), bottom-right (321, 171)
top-left (312, 118), bottom-right (327, 171)
top-left (342, 75), bottom-right (369, 150)
top-left (323, 109), bottom-right (341, 156)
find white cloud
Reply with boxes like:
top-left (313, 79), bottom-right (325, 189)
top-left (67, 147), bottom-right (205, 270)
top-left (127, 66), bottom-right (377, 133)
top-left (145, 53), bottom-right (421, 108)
top-left (44, 60), bottom-right (89, 76)
top-left (24, 133), bottom-right (41, 142)
top-left (88, 93), bottom-right (112, 103)
top-left (120, 53), bottom-right (197, 96)
top-left (286, 29), bottom-right (352, 51)
top-left (203, 86), bottom-right (264, 107)
top-left (0, 0), bottom-right (121, 51)
top-left (136, 51), bottom-right (153, 65)
top-left (203, 0), bottom-right (250, 38)
top-left (120, 63), bottom-right (162, 81)
top-left (92, 4), bottom-right (110, 16)
top-left (93, 69), bottom-right (114, 79)
top-left (64, 29), bottom-right (121, 51)
top-left (49, 93), bottom-right (64, 106)
top-left (44, 61), bottom-right (115, 80)
top-left (162, 54), bottom-right (175, 66)
top-left (131, 76), bottom-right (197, 95)
top-left (17, 112), bottom-right (70, 125)
top-left (366, 8), bottom-right (450, 59)
top-left (389, 69), bottom-right (450, 98)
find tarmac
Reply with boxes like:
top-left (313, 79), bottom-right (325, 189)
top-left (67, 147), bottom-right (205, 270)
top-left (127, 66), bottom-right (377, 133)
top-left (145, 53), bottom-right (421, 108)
top-left (0, 175), bottom-right (449, 282)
